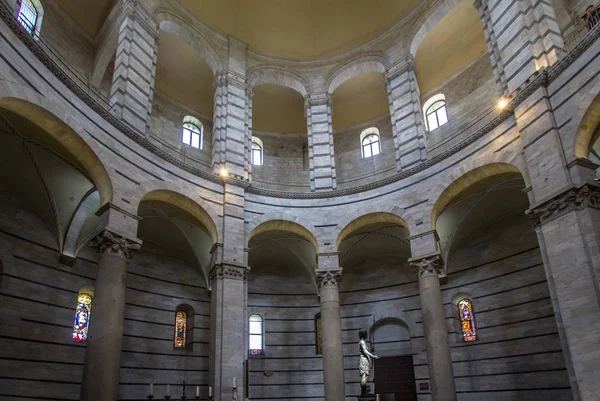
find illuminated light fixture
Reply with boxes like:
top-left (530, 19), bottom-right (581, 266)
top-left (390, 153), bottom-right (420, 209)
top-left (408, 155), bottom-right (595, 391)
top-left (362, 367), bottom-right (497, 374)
top-left (498, 97), bottom-right (508, 109)
top-left (220, 168), bottom-right (228, 177)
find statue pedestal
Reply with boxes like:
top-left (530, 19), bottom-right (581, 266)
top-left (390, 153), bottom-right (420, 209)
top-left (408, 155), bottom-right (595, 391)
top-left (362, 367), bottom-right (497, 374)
top-left (357, 395), bottom-right (376, 401)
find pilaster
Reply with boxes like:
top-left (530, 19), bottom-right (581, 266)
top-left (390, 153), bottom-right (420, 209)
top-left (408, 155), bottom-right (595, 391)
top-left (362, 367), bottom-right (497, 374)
top-left (385, 58), bottom-right (428, 172)
top-left (527, 183), bottom-right (600, 401)
top-left (211, 38), bottom-right (250, 178)
top-left (109, 0), bottom-right (158, 134)
top-left (306, 94), bottom-right (337, 191)
top-left (474, 0), bottom-right (564, 95)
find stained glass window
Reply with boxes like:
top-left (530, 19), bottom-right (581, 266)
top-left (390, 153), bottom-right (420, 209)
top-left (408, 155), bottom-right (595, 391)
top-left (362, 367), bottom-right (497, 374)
top-left (315, 314), bottom-right (322, 355)
top-left (249, 314), bottom-right (263, 355)
top-left (459, 299), bottom-right (477, 342)
top-left (17, 0), bottom-right (38, 35)
top-left (72, 293), bottom-right (92, 343)
top-left (174, 311), bottom-right (187, 348)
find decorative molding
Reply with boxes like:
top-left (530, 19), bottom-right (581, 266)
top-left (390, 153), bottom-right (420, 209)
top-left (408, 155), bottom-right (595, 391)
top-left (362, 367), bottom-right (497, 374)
top-left (409, 253), bottom-right (444, 279)
top-left (526, 184), bottom-right (600, 229)
top-left (316, 269), bottom-right (342, 290)
top-left (210, 262), bottom-right (249, 282)
top-left (90, 230), bottom-right (141, 259)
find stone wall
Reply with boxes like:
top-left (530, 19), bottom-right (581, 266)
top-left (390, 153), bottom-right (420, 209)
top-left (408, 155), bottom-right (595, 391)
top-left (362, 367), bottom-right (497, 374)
top-left (421, 55), bottom-right (498, 156)
top-left (148, 92), bottom-right (213, 170)
top-left (251, 130), bottom-right (310, 191)
top-left (246, 263), bottom-right (321, 401)
top-left (119, 245), bottom-right (210, 400)
top-left (0, 202), bottom-right (96, 400)
top-left (334, 116), bottom-right (397, 189)
top-left (442, 213), bottom-right (572, 401)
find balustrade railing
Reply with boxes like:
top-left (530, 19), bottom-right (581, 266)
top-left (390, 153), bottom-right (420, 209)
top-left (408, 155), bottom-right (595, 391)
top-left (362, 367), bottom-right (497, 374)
top-left (563, 7), bottom-right (600, 54)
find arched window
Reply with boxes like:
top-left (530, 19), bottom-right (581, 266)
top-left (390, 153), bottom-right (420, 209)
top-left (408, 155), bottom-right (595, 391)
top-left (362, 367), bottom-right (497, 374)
top-left (182, 116), bottom-right (203, 149)
top-left (360, 127), bottom-right (381, 158)
top-left (251, 137), bottom-right (263, 166)
top-left (72, 290), bottom-right (93, 343)
top-left (174, 310), bottom-right (187, 348)
top-left (249, 314), bottom-right (264, 355)
top-left (17, 0), bottom-right (43, 38)
top-left (423, 94), bottom-right (448, 131)
top-left (315, 313), bottom-right (322, 355)
top-left (458, 299), bottom-right (477, 342)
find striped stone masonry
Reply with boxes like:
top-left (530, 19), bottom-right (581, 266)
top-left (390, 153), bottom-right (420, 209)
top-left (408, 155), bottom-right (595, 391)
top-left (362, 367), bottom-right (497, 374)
top-left (109, 0), bottom-right (158, 134)
top-left (210, 183), bottom-right (248, 401)
top-left (212, 72), bottom-right (250, 178)
top-left (307, 94), bottom-right (337, 191)
top-left (514, 85), bottom-right (570, 202)
top-left (475, 0), bottom-right (564, 95)
top-left (385, 59), bottom-right (428, 172)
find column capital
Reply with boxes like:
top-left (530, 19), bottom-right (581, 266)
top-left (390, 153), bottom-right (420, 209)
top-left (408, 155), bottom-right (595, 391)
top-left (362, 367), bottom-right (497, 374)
top-left (409, 252), bottom-right (444, 279)
top-left (90, 230), bottom-right (141, 260)
top-left (316, 268), bottom-right (342, 290)
top-left (210, 261), bottom-right (249, 282)
top-left (526, 183), bottom-right (600, 229)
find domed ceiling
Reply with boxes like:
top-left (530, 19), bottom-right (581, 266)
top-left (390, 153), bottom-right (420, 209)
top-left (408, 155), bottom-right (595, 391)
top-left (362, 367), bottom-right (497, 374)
top-left (178, 0), bottom-right (423, 59)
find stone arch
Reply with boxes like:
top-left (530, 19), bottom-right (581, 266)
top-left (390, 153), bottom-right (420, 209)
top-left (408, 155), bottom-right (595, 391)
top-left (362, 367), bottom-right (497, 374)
top-left (367, 314), bottom-right (413, 357)
top-left (247, 218), bottom-right (319, 253)
top-left (570, 76), bottom-right (600, 161)
top-left (0, 94), bottom-right (114, 205)
top-left (336, 208), bottom-right (409, 249)
top-left (156, 13), bottom-right (224, 75)
top-left (132, 183), bottom-right (221, 244)
top-left (409, 0), bottom-right (463, 57)
top-left (327, 55), bottom-right (387, 95)
top-left (430, 162), bottom-right (527, 229)
top-left (247, 67), bottom-right (310, 98)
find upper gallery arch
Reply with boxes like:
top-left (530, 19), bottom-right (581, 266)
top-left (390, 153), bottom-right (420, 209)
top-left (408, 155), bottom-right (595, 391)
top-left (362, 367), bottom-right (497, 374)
top-left (326, 55), bottom-right (388, 95)
top-left (247, 67), bottom-right (310, 98)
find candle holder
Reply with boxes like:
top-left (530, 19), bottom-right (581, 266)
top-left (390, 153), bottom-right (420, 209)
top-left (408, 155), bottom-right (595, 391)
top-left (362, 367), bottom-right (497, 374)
top-left (147, 396), bottom-right (154, 401)
top-left (164, 397), bottom-right (171, 401)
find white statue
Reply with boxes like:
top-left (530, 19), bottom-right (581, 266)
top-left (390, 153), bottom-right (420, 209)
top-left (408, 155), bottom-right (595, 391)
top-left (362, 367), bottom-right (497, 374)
top-left (358, 329), bottom-right (379, 395)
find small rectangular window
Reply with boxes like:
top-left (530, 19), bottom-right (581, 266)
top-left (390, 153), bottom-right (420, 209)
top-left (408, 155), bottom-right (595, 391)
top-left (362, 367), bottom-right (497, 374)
top-left (437, 107), bottom-right (448, 126)
top-left (364, 145), bottom-right (372, 158)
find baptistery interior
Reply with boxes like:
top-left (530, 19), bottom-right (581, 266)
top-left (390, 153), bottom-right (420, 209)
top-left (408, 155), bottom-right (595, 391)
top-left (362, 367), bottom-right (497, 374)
top-left (1, 1), bottom-right (600, 401)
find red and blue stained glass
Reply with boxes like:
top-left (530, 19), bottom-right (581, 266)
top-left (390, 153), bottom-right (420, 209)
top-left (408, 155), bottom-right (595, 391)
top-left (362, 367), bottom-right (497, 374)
top-left (174, 311), bottom-right (187, 348)
top-left (72, 293), bottom-right (92, 343)
top-left (459, 299), bottom-right (477, 342)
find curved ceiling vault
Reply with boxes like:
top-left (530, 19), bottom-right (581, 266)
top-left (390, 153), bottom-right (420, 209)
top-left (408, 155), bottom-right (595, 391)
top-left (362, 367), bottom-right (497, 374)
top-left (179, 0), bottom-right (423, 60)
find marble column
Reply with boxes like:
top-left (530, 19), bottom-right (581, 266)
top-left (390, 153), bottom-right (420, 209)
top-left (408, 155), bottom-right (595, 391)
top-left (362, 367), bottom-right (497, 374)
top-left (316, 268), bottom-right (345, 401)
top-left (80, 230), bottom-right (140, 401)
top-left (410, 253), bottom-right (457, 401)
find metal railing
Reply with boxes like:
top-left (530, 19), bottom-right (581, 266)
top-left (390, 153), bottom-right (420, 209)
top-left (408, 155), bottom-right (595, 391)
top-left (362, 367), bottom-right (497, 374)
top-left (563, 7), bottom-right (600, 53)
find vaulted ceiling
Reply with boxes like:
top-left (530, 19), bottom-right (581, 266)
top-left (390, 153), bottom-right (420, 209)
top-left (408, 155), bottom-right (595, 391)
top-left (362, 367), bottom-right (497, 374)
top-left (178, 0), bottom-right (423, 60)
top-left (54, 0), bottom-right (117, 37)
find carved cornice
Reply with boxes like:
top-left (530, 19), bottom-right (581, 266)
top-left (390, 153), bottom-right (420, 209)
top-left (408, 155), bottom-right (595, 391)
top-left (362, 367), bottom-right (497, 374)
top-left (90, 230), bottom-right (141, 259)
top-left (526, 184), bottom-right (600, 229)
top-left (315, 269), bottom-right (342, 290)
top-left (409, 253), bottom-right (444, 279)
top-left (210, 262), bottom-right (249, 282)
